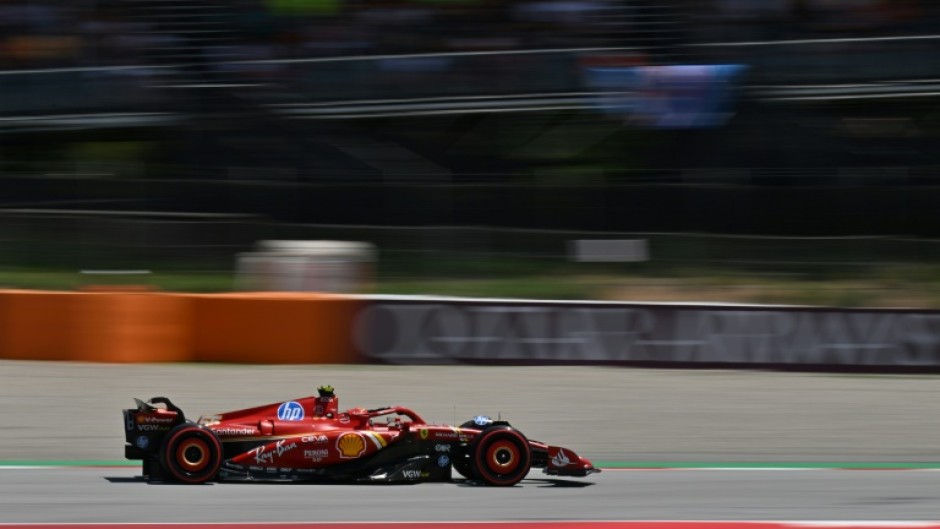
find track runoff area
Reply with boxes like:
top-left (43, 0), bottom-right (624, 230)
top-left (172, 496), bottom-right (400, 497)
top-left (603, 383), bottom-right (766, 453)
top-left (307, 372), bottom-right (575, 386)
top-left (2, 464), bottom-right (940, 528)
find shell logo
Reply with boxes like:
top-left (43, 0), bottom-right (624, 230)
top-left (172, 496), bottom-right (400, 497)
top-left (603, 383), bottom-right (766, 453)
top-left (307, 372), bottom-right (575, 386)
top-left (336, 433), bottom-right (366, 459)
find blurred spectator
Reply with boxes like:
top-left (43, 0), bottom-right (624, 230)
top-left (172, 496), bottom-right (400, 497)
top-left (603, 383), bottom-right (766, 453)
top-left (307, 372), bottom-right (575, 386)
top-left (0, 0), bottom-right (651, 70)
top-left (699, 0), bottom-right (934, 42)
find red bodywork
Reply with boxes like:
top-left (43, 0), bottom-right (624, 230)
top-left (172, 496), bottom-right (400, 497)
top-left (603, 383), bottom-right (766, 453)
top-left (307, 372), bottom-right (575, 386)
top-left (123, 391), bottom-right (599, 485)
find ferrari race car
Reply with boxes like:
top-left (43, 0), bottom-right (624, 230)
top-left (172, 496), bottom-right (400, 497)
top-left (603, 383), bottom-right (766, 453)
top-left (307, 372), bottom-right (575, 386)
top-left (123, 386), bottom-right (599, 486)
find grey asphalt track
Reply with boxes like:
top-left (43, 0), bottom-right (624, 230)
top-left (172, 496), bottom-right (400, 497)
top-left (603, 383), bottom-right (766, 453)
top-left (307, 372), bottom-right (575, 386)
top-left (2, 361), bottom-right (939, 462)
top-left (1, 467), bottom-right (939, 522)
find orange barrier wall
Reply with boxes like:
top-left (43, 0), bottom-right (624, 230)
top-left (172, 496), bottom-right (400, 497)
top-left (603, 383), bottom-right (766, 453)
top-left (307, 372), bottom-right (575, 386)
top-left (71, 292), bottom-right (194, 363)
top-left (190, 293), bottom-right (362, 364)
top-left (0, 290), bottom-right (361, 363)
top-left (0, 290), bottom-right (76, 361)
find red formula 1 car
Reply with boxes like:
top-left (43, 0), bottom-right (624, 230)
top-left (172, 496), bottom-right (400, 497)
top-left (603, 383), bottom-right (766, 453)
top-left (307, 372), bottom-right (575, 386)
top-left (122, 386), bottom-right (599, 486)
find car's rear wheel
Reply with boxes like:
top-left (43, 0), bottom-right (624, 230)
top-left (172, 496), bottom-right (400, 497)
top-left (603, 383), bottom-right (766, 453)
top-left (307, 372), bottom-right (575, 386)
top-left (160, 424), bottom-right (223, 484)
top-left (470, 426), bottom-right (531, 486)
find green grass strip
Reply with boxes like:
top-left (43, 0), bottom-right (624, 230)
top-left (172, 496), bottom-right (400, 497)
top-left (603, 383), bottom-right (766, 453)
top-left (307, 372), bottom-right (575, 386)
top-left (2, 460), bottom-right (940, 469)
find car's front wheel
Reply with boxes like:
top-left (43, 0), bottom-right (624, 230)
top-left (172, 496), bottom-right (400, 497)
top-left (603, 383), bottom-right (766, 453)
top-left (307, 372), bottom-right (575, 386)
top-left (159, 424), bottom-right (223, 484)
top-left (452, 453), bottom-right (474, 480)
top-left (470, 426), bottom-right (531, 486)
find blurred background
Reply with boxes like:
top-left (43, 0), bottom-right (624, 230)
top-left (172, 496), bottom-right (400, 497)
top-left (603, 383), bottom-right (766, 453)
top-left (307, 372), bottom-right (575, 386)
top-left (2, 0), bottom-right (940, 307)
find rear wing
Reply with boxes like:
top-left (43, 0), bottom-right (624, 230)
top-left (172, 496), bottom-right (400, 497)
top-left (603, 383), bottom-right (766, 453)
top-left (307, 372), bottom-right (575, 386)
top-left (133, 396), bottom-right (186, 420)
top-left (123, 397), bottom-right (186, 460)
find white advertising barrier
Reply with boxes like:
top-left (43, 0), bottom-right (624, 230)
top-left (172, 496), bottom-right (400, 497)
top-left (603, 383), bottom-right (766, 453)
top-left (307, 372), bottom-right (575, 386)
top-left (353, 296), bottom-right (940, 367)
top-left (236, 240), bottom-right (375, 293)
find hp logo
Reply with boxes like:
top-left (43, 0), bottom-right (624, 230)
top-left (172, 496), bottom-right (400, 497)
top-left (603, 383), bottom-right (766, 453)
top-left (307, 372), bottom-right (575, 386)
top-left (277, 401), bottom-right (305, 421)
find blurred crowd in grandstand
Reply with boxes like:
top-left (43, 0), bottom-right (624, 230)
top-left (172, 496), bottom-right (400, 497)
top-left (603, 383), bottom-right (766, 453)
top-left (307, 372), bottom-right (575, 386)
top-left (1, 0), bottom-right (937, 70)
top-left (2, 0), bottom-right (940, 288)
top-left (2, 0), bottom-right (631, 70)
top-left (2, 1), bottom-right (940, 233)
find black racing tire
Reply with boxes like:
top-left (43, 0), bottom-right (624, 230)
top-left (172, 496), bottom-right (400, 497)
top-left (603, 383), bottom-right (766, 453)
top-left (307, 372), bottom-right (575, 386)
top-left (159, 424), bottom-right (223, 484)
top-left (454, 419), bottom-right (495, 479)
top-left (469, 426), bottom-right (531, 486)
top-left (452, 453), bottom-right (474, 480)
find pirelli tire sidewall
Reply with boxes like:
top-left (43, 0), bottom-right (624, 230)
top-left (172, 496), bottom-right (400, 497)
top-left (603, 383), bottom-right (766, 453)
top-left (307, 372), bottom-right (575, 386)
top-left (470, 425), bottom-right (531, 486)
top-left (159, 423), bottom-right (223, 484)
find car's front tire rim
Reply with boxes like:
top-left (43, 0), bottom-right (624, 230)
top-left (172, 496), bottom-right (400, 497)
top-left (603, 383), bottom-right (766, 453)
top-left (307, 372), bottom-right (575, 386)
top-left (486, 440), bottom-right (520, 474)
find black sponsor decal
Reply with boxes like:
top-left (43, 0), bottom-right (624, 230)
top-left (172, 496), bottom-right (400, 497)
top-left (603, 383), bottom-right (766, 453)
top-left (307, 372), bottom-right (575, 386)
top-left (137, 415), bottom-right (176, 425)
top-left (137, 424), bottom-right (171, 432)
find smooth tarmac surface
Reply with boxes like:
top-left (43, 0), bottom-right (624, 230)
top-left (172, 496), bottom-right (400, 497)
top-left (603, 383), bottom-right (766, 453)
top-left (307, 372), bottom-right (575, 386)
top-left (1, 361), bottom-right (939, 462)
top-left (1, 467), bottom-right (940, 522)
